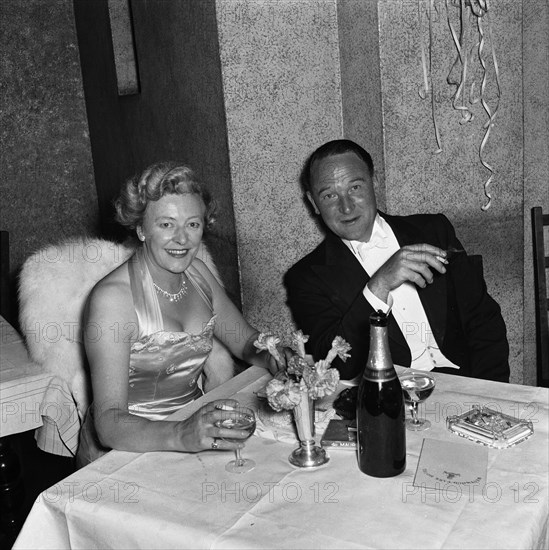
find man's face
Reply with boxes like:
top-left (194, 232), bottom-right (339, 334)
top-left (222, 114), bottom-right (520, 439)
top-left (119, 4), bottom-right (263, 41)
top-left (307, 151), bottom-right (377, 242)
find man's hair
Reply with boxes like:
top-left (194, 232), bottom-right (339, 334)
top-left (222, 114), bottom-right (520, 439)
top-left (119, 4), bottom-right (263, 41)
top-left (301, 139), bottom-right (374, 193)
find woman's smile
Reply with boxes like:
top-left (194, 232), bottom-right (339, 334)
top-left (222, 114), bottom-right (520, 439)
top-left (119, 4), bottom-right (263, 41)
top-left (165, 248), bottom-right (189, 257)
top-left (139, 193), bottom-right (206, 281)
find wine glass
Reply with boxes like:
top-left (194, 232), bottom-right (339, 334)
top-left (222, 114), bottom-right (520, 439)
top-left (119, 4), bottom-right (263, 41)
top-left (215, 405), bottom-right (257, 473)
top-left (399, 372), bottom-right (436, 431)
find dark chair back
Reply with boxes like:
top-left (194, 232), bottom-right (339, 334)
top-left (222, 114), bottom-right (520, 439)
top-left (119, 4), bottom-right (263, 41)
top-left (531, 206), bottom-right (549, 388)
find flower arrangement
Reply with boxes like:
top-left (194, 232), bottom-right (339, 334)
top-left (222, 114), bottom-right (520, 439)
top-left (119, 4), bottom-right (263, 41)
top-left (254, 331), bottom-right (351, 412)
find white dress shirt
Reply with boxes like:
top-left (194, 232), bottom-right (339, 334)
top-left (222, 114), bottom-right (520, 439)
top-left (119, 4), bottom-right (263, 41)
top-left (343, 214), bottom-right (460, 372)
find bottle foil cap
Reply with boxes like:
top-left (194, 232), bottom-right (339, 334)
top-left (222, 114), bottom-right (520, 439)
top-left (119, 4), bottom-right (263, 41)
top-left (370, 310), bottom-right (388, 327)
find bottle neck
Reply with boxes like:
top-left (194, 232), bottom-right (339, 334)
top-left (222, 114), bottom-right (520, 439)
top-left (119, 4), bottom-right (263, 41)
top-left (363, 324), bottom-right (396, 381)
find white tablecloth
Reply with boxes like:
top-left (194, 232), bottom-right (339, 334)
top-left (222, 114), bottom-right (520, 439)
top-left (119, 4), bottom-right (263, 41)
top-left (0, 315), bottom-right (79, 455)
top-left (14, 367), bottom-right (549, 549)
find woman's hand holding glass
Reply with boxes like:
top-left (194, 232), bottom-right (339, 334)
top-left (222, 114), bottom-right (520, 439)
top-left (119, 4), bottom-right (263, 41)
top-left (177, 399), bottom-right (250, 453)
top-left (214, 404), bottom-right (257, 473)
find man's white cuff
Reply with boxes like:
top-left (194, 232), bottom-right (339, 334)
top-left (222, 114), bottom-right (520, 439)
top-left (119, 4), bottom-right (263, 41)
top-left (363, 285), bottom-right (393, 314)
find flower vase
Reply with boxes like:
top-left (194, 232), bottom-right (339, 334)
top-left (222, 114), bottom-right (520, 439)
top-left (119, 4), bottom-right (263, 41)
top-left (289, 392), bottom-right (329, 468)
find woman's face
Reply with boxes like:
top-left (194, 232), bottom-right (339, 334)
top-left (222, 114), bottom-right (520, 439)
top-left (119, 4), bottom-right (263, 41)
top-left (138, 193), bottom-right (206, 278)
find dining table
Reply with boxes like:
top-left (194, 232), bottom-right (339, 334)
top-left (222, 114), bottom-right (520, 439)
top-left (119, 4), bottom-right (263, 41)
top-left (0, 315), bottom-right (79, 456)
top-left (13, 365), bottom-right (549, 550)
top-left (1, 314), bottom-right (81, 537)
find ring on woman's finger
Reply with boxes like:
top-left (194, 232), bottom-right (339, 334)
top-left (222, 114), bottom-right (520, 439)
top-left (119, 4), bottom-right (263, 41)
top-left (215, 403), bottom-right (236, 411)
top-left (211, 439), bottom-right (219, 450)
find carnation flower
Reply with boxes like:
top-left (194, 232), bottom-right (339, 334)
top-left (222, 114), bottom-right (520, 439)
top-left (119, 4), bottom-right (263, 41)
top-left (302, 359), bottom-right (340, 400)
top-left (287, 354), bottom-right (308, 378)
top-left (290, 330), bottom-right (309, 358)
top-left (265, 378), bottom-right (302, 412)
top-left (254, 332), bottom-right (283, 364)
top-left (258, 331), bottom-right (351, 411)
top-left (325, 336), bottom-right (352, 364)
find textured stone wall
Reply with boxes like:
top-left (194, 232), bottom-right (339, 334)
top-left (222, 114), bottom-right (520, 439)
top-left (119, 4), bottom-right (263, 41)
top-left (523, 0), bottom-right (549, 385)
top-left (0, 0), bottom-right (98, 285)
top-left (216, 0), bottom-right (342, 336)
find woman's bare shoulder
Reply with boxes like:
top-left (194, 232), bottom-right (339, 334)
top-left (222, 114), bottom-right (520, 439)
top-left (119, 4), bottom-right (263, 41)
top-left (88, 262), bottom-right (134, 317)
top-left (192, 257), bottom-right (220, 288)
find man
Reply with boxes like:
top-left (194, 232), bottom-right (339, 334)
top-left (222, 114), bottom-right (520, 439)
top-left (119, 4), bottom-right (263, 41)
top-left (284, 139), bottom-right (509, 382)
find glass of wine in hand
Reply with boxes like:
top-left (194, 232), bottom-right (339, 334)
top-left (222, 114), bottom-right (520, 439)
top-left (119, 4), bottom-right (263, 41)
top-left (399, 372), bottom-right (436, 431)
top-left (215, 405), bottom-right (257, 473)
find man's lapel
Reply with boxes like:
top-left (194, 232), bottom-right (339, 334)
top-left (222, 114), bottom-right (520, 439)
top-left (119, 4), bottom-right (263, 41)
top-left (310, 232), bottom-right (368, 306)
top-left (308, 230), bottom-right (409, 355)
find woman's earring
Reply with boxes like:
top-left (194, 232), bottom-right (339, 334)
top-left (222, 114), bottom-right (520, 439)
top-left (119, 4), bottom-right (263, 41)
top-left (140, 235), bottom-right (145, 242)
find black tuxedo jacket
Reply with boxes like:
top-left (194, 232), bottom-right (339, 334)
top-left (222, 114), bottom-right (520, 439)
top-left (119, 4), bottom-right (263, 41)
top-left (284, 212), bottom-right (509, 382)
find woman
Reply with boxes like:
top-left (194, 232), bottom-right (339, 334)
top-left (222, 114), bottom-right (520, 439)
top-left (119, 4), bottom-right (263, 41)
top-left (76, 162), bottom-right (286, 466)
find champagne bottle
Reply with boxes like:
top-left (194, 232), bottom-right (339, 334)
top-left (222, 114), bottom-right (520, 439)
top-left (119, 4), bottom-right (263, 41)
top-left (356, 310), bottom-right (406, 477)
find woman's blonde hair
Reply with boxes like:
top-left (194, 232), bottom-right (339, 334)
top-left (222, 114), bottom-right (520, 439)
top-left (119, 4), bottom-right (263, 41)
top-left (114, 162), bottom-right (216, 230)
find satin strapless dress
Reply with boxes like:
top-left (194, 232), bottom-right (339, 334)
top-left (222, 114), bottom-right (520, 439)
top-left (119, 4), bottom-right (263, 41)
top-left (76, 248), bottom-right (215, 466)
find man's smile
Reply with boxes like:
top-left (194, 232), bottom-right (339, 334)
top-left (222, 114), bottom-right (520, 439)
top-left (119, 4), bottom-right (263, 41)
top-left (340, 217), bottom-right (360, 225)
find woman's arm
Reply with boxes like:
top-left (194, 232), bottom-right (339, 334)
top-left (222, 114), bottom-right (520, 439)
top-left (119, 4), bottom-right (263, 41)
top-left (201, 337), bottom-right (236, 393)
top-left (85, 272), bottom-right (178, 451)
top-left (193, 260), bottom-right (287, 374)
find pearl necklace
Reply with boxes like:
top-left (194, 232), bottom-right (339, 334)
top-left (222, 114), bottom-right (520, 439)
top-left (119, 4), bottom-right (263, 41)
top-left (152, 276), bottom-right (187, 302)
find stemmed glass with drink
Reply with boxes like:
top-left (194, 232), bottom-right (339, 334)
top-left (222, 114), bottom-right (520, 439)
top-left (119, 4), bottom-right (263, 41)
top-left (215, 405), bottom-right (257, 473)
top-left (399, 372), bottom-right (436, 431)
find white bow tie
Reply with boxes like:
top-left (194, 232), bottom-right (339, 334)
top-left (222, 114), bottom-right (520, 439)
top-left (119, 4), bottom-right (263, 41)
top-left (359, 235), bottom-right (389, 251)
